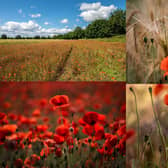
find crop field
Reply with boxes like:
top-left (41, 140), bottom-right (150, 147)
top-left (0, 37), bottom-right (125, 81)
top-left (0, 82), bottom-right (129, 168)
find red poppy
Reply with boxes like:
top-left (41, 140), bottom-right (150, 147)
top-left (160, 57), bottom-right (168, 76)
top-left (82, 124), bottom-right (94, 136)
top-left (83, 111), bottom-right (99, 125)
top-left (55, 147), bottom-right (62, 157)
top-left (44, 139), bottom-right (55, 147)
top-left (36, 125), bottom-right (48, 132)
top-left (14, 158), bottom-right (23, 168)
top-left (154, 84), bottom-right (164, 96)
top-left (30, 154), bottom-right (40, 165)
top-left (57, 117), bottom-right (69, 125)
top-left (161, 57), bottom-right (168, 71)
top-left (8, 113), bottom-right (17, 121)
top-left (39, 98), bottom-right (48, 107)
top-left (95, 124), bottom-right (105, 140)
top-left (117, 125), bottom-right (126, 137)
top-left (32, 109), bottom-right (41, 117)
top-left (0, 124), bottom-right (17, 134)
top-left (49, 95), bottom-right (70, 108)
top-left (164, 94), bottom-right (168, 105)
top-left (55, 125), bottom-right (69, 137)
top-left (53, 134), bottom-right (65, 144)
top-left (0, 112), bottom-right (6, 120)
top-left (3, 102), bottom-right (11, 109)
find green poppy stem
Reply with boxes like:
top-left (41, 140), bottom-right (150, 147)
top-left (130, 87), bottom-right (140, 162)
top-left (148, 87), bottom-right (168, 167)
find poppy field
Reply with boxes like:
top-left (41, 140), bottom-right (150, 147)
top-left (0, 82), bottom-right (130, 168)
top-left (0, 38), bottom-right (125, 81)
top-left (127, 84), bottom-right (168, 168)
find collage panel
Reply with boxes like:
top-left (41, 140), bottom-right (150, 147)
top-left (127, 0), bottom-right (168, 83)
top-left (0, 82), bottom-right (126, 167)
top-left (127, 84), bottom-right (168, 168)
top-left (0, 1), bottom-right (126, 82)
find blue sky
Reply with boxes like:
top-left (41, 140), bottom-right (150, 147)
top-left (0, 0), bottom-right (126, 36)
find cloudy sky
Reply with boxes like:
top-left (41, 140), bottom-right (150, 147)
top-left (0, 0), bottom-right (125, 37)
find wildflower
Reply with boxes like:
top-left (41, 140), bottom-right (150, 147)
top-left (164, 94), bottom-right (168, 105)
top-left (83, 111), bottom-right (99, 126)
top-left (160, 57), bottom-right (168, 76)
top-left (49, 95), bottom-right (70, 108)
top-left (55, 125), bottom-right (69, 137)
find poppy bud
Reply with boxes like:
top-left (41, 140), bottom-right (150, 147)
top-left (144, 135), bottom-right (149, 142)
top-left (144, 37), bottom-right (148, 43)
top-left (151, 38), bottom-right (154, 43)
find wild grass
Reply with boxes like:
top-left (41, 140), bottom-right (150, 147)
top-left (127, 85), bottom-right (168, 168)
top-left (127, 0), bottom-right (168, 83)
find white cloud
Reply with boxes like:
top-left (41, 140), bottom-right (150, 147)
top-left (0, 20), bottom-right (72, 37)
top-left (18, 9), bottom-right (22, 14)
top-left (80, 2), bottom-right (101, 11)
top-left (61, 18), bottom-right (68, 24)
top-left (30, 13), bottom-right (41, 18)
top-left (79, 2), bottom-right (117, 22)
top-left (44, 22), bottom-right (49, 25)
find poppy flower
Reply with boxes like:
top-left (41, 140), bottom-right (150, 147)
top-left (53, 134), bottom-right (65, 144)
top-left (39, 98), bottom-right (47, 107)
top-left (49, 95), bottom-right (70, 108)
top-left (44, 139), bottom-right (55, 147)
top-left (154, 84), bottom-right (164, 96)
top-left (83, 111), bottom-right (99, 125)
top-left (55, 147), bottom-right (62, 157)
top-left (164, 94), bottom-right (168, 105)
top-left (30, 154), bottom-right (40, 165)
top-left (117, 125), bottom-right (126, 137)
top-left (8, 113), bottom-right (17, 121)
top-left (0, 124), bottom-right (17, 134)
top-left (95, 124), bottom-right (105, 140)
top-left (32, 109), bottom-right (41, 117)
top-left (36, 125), bottom-right (48, 132)
top-left (57, 117), bottom-right (69, 125)
top-left (14, 158), bottom-right (23, 168)
top-left (82, 124), bottom-right (94, 136)
top-left (55, 125), bottom-right (69, 137)
top-left (160, 57), bottom-right (168, 76)
top-left (0, 112), bottom-right (6, 120)
top-left (161, 57), bottom-right (168, 71)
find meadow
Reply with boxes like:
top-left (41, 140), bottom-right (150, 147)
top-left (0, 82), bottom-right (129, 168)
top-left (0, 36), bottom-right (125, 81)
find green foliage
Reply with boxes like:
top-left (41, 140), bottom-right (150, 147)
top-left (85, 19), bottom-right (111, 38)
top-left (1, 9), bottom-right (125, 40)
top-left (109, 9), bottom-right (126, 35)
top-left (1, 34), bottom-right (7, 39)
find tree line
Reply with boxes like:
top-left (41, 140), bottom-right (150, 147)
top-left (0, 10), bottom-right (125, 40)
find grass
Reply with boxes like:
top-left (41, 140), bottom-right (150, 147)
top-left (0, 38), bottom-right (125, 81)
top-left (88, 35), bottom-right (126, 43)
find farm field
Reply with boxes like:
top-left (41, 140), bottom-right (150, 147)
top-left (0, 82), bottom-right (128, 168)
top-left (0, 37), bottom-right (125, 81)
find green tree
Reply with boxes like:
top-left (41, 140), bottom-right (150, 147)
top-left (109, 9), bottom-right (126, 35)
top-left (15, 35), bottom-right (22, 39)
top-left (85, 19), bottom-right (110, 38)
top-left (73, 27), bottom-right (85, 39)
top-left (1, 34), bottom-right (7, 39)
